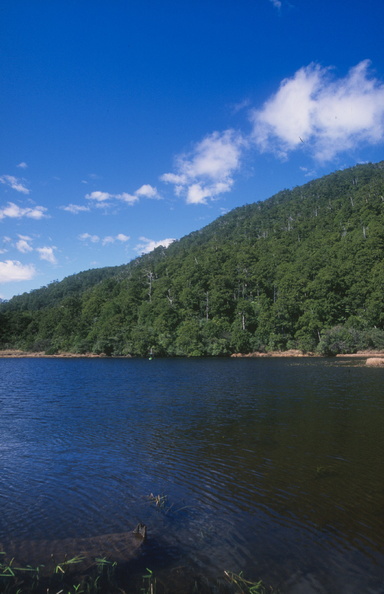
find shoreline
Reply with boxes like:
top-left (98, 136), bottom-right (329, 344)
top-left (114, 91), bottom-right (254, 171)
top-left (0, 350), bottom-right (112, 358)
top-left (232, 349), bottom-right (384, 358)
top-left (1, 348), bottom-right (384, 359)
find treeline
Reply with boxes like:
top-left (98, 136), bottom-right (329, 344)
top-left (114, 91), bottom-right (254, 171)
top-left (1, 161), bottom-right (384, 357)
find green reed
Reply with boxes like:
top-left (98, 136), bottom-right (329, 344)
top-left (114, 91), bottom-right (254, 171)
top-left (0, 551), bottom-right (123, 594)
top-left (224, 570), bottom-right (276, 593)
top-left (141, 567), bottom-right (156, 594)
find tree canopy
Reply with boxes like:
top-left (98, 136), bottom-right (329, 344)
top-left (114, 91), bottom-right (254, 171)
top-left (1, 161), bottom-right (384, 356)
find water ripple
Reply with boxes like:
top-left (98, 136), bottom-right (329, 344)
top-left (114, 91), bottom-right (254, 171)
top-left (1, 358), bottom-right (384, 593)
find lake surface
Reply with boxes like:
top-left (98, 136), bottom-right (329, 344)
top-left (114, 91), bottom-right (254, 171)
top-left (0, 357), bottom-right (383, 592)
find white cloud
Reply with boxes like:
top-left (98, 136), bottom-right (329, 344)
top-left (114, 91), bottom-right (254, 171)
top-left (62, 204), bottom-right (90, 214)
top-left (0, 260), bottom-right (36, 283)
top-left (0, 175), bottom-right (30, 194)
top-left (182, 131), bottom-right (242, 179)
top-left (101, 233), bottom-right (130, 246)
top-left (269, 0), bottom-right (282, 9)
top-left (16, 236), bottom-right (33, 253)
top-left (186, 183), bottom-right (212, 205)
top-left (0, 202), bottom-right (48, 220)
top-left (83, 180), bottom-right (162, 210)
top-left (17, 162), bottom-right (28, 169)
top-left (79, 233), bottom-right (100, 243)
top-left (135, 236), bottom-right (175, 254)
top-left (116, 233), bottom-right (130, 242)
top-left (79, 232), bottom-right (130, 246)
top-left (85, 190), bottom-right (140, 206)
top-left (161, 129), bottom-right (245, 204)
top-left (160, 172), bottom-right (186, 185)
top-left (102, 236), bottom-right (115, 246)
top-left (36, 246), bottom-right (57, 264)
top-left (116, 192), bottom-right (139, 205)
top-left (135, 184), bottom-right (160, 199)
top-left (251, 60), bottom-right (384, 162)
top-left (85, 191), bottom-right (111, 202)
top-left (231, 99), bottom-right (251, 114)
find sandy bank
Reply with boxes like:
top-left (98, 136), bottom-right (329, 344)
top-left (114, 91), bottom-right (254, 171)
top-left (1, 349), bottom-right (384, 360)
top-left (0, 349), bottom-right (123, 358)
top-left (336, 351), bottom-right (384, 358)
top-left (231, 349), bottom-right (317, 358)
top-left (366, 357), bottom-right (384, 366)
top-left (231, 349), bottom-right (384, 359)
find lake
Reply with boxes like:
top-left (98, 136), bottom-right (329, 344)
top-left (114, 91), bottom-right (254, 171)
top-left (0, 357), bottom-right (383, 592)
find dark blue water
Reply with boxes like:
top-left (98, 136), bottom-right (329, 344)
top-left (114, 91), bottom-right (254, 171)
top-left (0, 357), bottom-right (383, 592)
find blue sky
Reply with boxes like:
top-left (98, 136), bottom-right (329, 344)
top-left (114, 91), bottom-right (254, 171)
top-left (1, 0), bottom-right (383, 300)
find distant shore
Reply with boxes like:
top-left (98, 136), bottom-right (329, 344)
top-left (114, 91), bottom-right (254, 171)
top-left (231, 349), bottom-right (384, 365)
top-left (232, 349), bottom-right (384, 358)
top-left (0, 350), bottom-right (110, 358)
top-left (1, 348), bottom-right (384, 361)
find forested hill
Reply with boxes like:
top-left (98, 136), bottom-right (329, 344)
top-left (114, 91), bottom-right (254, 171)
top-left (1, 161), bottom-right (384, 357)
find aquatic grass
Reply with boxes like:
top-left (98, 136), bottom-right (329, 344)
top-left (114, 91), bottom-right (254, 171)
top-left (0, 548), bottom-right (259, 594)
top-left (94, 556), bottom-right (117, 573)
top-left (224, 570), bottom-right (275, 593)
top-left (0, 551), bottom-right (125, 594)
top-left (141, 567), bottom-right (156, 594)
top-left (0, 554), bottom-right (43, 594)
top-left (147, 493), bottom-right (168, 508)
top-left (54, 555), bottom-right (85, 574)
top-left (146, 493), bottom-right (193, 519)
top-left (94, 556), bottom-right (118, 588)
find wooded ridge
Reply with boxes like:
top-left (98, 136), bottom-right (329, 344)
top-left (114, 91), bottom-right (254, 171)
top-left (1, 161), bottom-right (384, 357)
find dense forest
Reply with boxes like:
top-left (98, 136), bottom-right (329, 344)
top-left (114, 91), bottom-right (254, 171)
top-left (1, 161), bottom-right (384, 357)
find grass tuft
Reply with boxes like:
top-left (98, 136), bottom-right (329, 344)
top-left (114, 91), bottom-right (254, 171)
top-left (224, 570), bottom-right (277, 593)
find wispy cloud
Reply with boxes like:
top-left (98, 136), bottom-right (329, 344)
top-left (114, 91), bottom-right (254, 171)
top-left (135, 184), bottom-right (161, 199)
top-left (101, 233), bottom-right (130, 246)
top-left (84, 184), bottom-right (159, 208)
top-left (134, 236), bottom-right (175, 254)
top-left (161, 130), bottom-right (245, 204)
top-left (117, 192), bottom-right (140, 204)
top-left (85, 190), bottom-right (138, 206)
top-left (16, 235), bottom-right (33, 254)
top-left (36, 246), bottom-right (57, 265)
top-left (269, 0), bottom-right (282, 9)
top-left (101, 236), bottom-right (115, 246)
top-left (251, 60), bottom-right (384, 162)
top-left (0, 202), bottom-right (48, 220)
top-left (79, 232), bottom-right (130, 246)
top-left (231, 98), bottom-right (251, 114)
top-left (85, 191), bottom-right (112, 203)
top-left (79, 233), bottom-right (100, 243)
top-left (61, 204), bottom-right (91, 214)
top-left (0, 260), bottom-right (36, 283)
top-left (0, 175), bottom-right (30, 194)
top-left (116, 233), bottom-right (130, 242)
top-left (17, 162), bottom-right (28, 169)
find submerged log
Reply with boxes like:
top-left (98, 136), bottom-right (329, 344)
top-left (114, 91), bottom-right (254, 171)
top-left (0, 524), bottom-right (146, 575)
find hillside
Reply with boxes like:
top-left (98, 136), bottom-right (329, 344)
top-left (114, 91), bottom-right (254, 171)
top-left (1, 161), bottom-right (384, 356)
